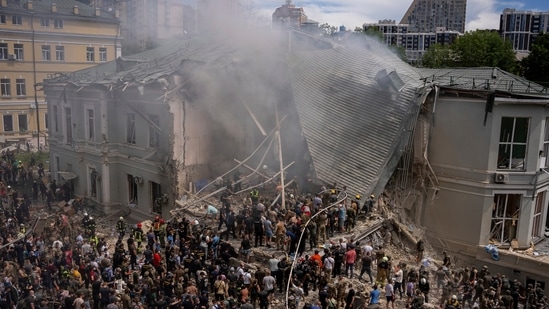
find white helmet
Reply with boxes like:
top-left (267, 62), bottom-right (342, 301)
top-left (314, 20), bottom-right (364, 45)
top-left (421, 278), bottom-right (426, 284)
top-left (119, 217), bottom-right (124, 220)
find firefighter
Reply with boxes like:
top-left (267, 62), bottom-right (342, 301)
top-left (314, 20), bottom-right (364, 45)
top-left (89, 234), bottom-right (99, 253)
top-left (133, 222), bottom-right (144, 251)
top-left (87, 216), bottom-right (96, 236)
top-left (250, 188), bottom-right (260, 205)
top-left (18, 223), bottom-right (26, 237)
top-left (116, 217), bottom-right (126, 239)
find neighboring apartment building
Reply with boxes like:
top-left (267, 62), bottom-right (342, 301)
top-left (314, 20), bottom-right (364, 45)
top-left (499, 8), bottom-right (549, 55)
top-left (272, 1), bottom-right (311, 30)
top-left (400, 0), bottom-right (467, 33)
top-left (363, 21), bottom-right (460, 64)
top-left (0, 0), bottom-right (119, 146)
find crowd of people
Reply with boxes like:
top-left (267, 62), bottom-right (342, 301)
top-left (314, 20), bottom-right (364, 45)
top-left (0, 165), bottom-right (547, 309)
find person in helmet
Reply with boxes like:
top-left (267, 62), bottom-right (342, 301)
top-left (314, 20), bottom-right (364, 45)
top-left (418, 277), bottom-right (430, 303)
top-left (19, 223), bottom-right (26, 235)
top-left (445, 294), bottom-right (461, 309)
top-left (116, 217), bottom-right (126, 238)
top-left (87, 216), bottom-right (96, 236)
top-left (364, 194), bottom-right (375, 214)
top-left (133, 222), bottom-right (144, 251)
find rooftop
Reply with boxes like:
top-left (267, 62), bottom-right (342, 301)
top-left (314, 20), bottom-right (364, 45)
top-left (2, 0), bottom-right (118, 21)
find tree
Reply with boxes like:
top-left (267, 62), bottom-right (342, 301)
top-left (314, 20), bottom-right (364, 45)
top-left (522, 33), bottom-right (549, 86)
top-left (421, 30), bottom-right (518, 73)
top-left (422, 44), bottom-right (454, 68)
top-left (319, 23), bottom-right (337, 36)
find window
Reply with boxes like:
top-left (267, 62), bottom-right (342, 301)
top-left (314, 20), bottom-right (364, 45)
top-left (532, 192), bottom-right (544, 239)
top-left (490, 194), bottom-right (521, 245)
top-left (41, 45), bottom-right (51, 61)
top-left (0, 43), bottom-right (7, 60)
top-left (149, 114), bottom-right (160, 148)
top-left (90, 168), bottom-right (99, 197)
top-left (0, 15), bottom-right (6, 24)
top-left (126, 113), bottom-right (136, 144)
top-left (15, 79), bottom-right (25, 96)
top-left (128, 175), bottom-right (138, 205)
top-left (3, 115), bottom-right (13, 132)
top-left (86, 47), bottom-right (95, 62)
top-left (99, 47), bottom-right (107, 62)
top-left (40, 18), bottom-right (49, 27)
top-left (152, 182), bottom-right (162, 213)
top-left (86, 108), bottom-right (95, 140)
top-left (65, 107), bottom-right (72, 144)
top-left (0, 79), bottom-right (10, 97)
top-left (44, 113), bottom-right (48, 129)
top-left (53, 105), bottom-right (58, 132)
top-left (55, 46), bottom-right (64, 61)
top-left (53, 19), bottom-right (63, 29)
top-left (18, 114), bottom-right (27, 132)
top-left (14, 44), bottom-right (23, 60)
top-left (497, 117), bottom-right (529, 170)
top-left (12, 15), bottom-right (22, 25)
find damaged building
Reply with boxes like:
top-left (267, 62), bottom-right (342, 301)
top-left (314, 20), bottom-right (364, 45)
top-left (43, 27), bottom-right (549, 290)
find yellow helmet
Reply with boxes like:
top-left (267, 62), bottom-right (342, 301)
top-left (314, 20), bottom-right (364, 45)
top-left (330, 189), bottom-right (336, 194)
top-left (355, 194), bottom-right (361, 200)
top-left (370, 194), bottom-right (375, 198)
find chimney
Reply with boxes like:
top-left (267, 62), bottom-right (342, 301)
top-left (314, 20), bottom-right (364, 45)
top-left (51, 3), bottom-right (57, 13)
top-left (27, 1), bottom-right (33, 10)
top-left (73, 5), bottom-right (79, 15)
top-left (95, 7), bottom-right (100, 16)
top-left (0, 0), bottom-right (7, 8)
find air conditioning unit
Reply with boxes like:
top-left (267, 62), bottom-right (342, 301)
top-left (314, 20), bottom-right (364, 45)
top-left (8, 54), bottom-right (17, 61)
top-left (494, 172), bottom-right (509, 184)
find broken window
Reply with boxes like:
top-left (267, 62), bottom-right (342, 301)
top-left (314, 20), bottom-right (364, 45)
top-left (3, 115), bottom-right (13, 132)
top-left (18, 114), bottom-right (27, 132)
top-left (532, 192), bottom-right (544, 239)
top-left (90, 168), bottom-right (98, 197)
top-left (127, 174), bottom-right (138, 205)
top-left (497, 117), bottom-right (529, 170)
top-left (65, 108), bottom-right (72, 145)
top-left (152, 182), bottom-right (162, 214)
top-left (86, 108), bottom-right (95, 140)
top-left (126, 113), bottom-right (136, 144)
top-left (148, 114), bottom-right (159, 148)
top-left (490, 193), bottom-right (521, 245)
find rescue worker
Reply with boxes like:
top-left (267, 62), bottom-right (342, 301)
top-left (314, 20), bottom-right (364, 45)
top-left (250, 189), bottom-right (260, 205)
top-left (153, 215), bottom-right (162, 240)
top-left (364, 194), bottom-right (375, 214)
top-left (89, 234), bottom-right (99, 253)
top-left (133, 222), bottom-right (144, 251)
top-left (18, 223), bottom-right (26, 237)
top-left (158, 219), bottom-right (167, 248)
top-left (116, 217), bottom-right (126, 239)
top-left (87, 216), bottom-right (96, 236)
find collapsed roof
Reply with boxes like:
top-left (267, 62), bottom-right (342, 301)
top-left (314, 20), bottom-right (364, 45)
top-left (45, 30), bottom-right (430, 196)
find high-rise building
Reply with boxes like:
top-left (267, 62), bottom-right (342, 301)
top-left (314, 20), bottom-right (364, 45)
top-left (119, 0), bottom-right (196, 53)
top-left (364, 21), bottom-right (460, 64)
top-left (400, 0), bottom-right (467, 34)
top-left (272, 0), bottom-right (309, 29)
top-left (0, 0), bottom-right (119, 145)
top-left (499, 8), bottom-right (549, 54)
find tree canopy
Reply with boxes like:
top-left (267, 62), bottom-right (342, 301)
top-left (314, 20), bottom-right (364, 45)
top-left (422, 30), bottom-right (517, 74)
top-left (522, 33), bottom-right (549, 86)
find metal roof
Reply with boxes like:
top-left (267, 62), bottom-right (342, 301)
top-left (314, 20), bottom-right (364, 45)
top-left (419, 67), bottom-right (549, 96)
top-left (288, 32), bottom-right (427, 195)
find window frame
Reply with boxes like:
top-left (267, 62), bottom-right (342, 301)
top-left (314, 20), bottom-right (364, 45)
top-left (497, 117), bottom-right (530, 170)
top-left (40, 17), bottom-right (50, 27)
top-left (15, 79), bottom-right (26, 97)
top-left (0, 43), bottom-right (7, 60)
top-left (14, 43), bottom-right (23, 61)
top-left (148, 114), bottom-right (160, 148)
top-left (126, 113), bottom-right (136, 144)
top-left (12, 15), bottom-right (22, 25)
top-left (0, 79), bottom-right (11, 97)
top-left (85, 108), bottom-right (95, 141)
top-left (3, 115), bottom-right (13, 132)
top-left (18, 114), bottom-right (28, 132)
top-left (55, 46), bottom-right (65, 61)
top-left (99, 47), bottom-right (107, 62)
top-left (53, 19), bottom-right (63, 29)
top-left (86, 47), bottom-right (95, 62)
top-left (0, 14), bottom-right (6, 24)
top-left (41, 45), bottom-right (51, 61)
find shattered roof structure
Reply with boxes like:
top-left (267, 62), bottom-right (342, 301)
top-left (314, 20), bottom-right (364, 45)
top-left (419, 67), bottom-right (549, 96)
top-left (46, 30), bottom-right (429, 197)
